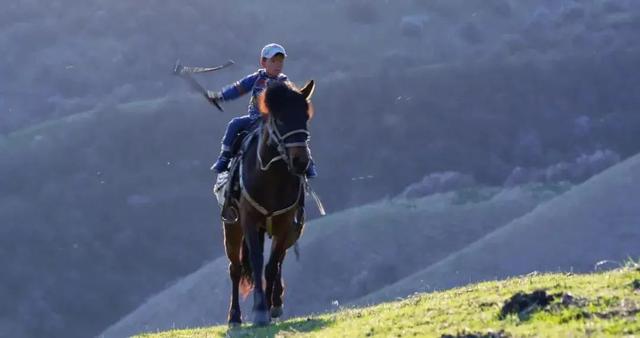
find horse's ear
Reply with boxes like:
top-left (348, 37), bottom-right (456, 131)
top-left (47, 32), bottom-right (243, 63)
top-left (300, 80), bottom-right (315, 101)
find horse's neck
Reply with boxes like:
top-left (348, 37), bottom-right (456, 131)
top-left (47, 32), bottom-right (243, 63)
top-left (241, 124), bottom-right (301, 210)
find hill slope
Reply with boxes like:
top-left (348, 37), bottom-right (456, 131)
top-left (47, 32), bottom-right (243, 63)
top-left (100, 184), bottom-right (565, 337)
top-left (353, 152), bottom-right (640, 306)
top-left (0, 97), bottom-right (228, 338)
top-left (136, 267), bottom-right (640, 337)
top-left (103, 150), bottom-right (640, 337)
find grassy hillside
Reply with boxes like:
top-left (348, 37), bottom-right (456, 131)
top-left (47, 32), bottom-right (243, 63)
top-left (100, 184), bottom-right (567, 337)
top-left (136, 266), bottom-right (640, 337)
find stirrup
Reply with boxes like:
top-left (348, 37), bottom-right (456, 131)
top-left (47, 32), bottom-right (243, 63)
top-left (221, 201), bottom-right (239, 223)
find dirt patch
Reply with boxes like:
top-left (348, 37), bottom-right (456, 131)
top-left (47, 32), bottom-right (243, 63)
top-left (558, 292), bottom-right (587, 307)
top-left (499, 290), bottom-right (639, 322)
top-left (591, 298), bottom-right (640, 319)
top-left (499, 290), bottom-right (554, 319)
top-left (499, 290), bottom-right (590, 320)
top-left (631, 279), bottom-right (640, 291)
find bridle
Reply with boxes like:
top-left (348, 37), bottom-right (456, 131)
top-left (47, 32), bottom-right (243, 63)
top-left (240, 115), bottom-right (311, 233)
top-left (257, 115), bottom-right (310, 174)
top-left (237, 84), bottom-right (326, 223)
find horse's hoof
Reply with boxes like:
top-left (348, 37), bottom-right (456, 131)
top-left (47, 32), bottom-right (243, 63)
top-left (252, 310), bottom-right (270, 326)
top-left (228, 310), bottom-right (242, 327)
top-left (270, 306), bottom-right (283, 318)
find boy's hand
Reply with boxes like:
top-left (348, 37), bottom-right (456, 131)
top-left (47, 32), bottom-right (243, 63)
top-left (206, 90), bottom-right (223, 104)
top-left (205, 90), bottom-right (225, 112)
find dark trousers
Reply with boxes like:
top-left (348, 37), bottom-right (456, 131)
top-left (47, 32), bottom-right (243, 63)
top-left (220, 114), bottom-right (259, 152)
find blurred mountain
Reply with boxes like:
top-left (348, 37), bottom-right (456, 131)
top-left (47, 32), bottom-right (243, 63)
top-left (2, 0), bottom-right (640, 337)
top-left (353, 151), bottom-right (640, 306)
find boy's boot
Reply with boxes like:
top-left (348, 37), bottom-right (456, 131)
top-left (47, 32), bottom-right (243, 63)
top-left (305, 159), bottom-right (318, 179)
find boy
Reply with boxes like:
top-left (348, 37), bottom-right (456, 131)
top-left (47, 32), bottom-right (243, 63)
top-left (207, 43), bottom-right (317, 178)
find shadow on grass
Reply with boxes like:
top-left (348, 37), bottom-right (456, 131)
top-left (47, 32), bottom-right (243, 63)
top-left (224, 317), bottom-right (332, 337)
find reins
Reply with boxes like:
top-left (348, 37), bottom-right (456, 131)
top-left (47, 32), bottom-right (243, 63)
top-left (257, 116), bottom-right (310, 172)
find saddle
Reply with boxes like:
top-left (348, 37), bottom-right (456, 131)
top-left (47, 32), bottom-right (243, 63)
top-left (213, 127), bottom-right (255, 223)
top-left (213, 121), bottom-right (307, 228)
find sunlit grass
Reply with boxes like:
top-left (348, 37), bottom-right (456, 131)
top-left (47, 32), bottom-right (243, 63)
top-left (137, 266), bottom-right (640, 337)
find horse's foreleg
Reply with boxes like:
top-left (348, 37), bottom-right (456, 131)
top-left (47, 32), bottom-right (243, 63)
top-left (265, 260), bottom-right (275, 312)
top-left (271, 250), bottom-right (286, 318)
top-left (265, 239), bottom-right (286, 318)
top-left (228, 262), bottom-right (242, 326)
top-left (224, 222), bottom-right (243, 327)
top-left (244, 220), bottom-right (269, 326)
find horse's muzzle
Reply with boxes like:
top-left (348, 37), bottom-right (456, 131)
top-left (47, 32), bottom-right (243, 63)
top-left (290, 151), bottom-right (310, 175)
top-left (291, 156), bottom-right (309, 175)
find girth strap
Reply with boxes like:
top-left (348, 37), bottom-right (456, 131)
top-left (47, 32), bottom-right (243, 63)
top-left (239, 159), bottom-right (303, 236)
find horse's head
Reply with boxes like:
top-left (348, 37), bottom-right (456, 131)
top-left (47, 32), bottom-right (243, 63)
top-left (259, 80), bottom-right (315, 175)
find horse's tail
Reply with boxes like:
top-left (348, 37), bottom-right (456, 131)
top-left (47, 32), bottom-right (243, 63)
top-left (239, 239), bottom-right (253, 299)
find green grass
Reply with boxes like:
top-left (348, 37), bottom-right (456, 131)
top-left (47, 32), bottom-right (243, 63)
top-left (136, 267), bottom-right (640, 337)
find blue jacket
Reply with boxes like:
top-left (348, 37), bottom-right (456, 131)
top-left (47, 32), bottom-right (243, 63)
top-left (221, 69), bottom-right (288, 117)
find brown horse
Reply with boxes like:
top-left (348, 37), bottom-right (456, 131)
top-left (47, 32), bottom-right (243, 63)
top-left (223, 80), bottom-right (315, 327)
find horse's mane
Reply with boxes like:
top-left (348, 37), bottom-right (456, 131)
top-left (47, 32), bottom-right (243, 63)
top-left (257, 81), bottom-right (314, 120)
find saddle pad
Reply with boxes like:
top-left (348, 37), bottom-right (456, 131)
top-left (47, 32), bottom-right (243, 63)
top-left (213, 172), bottom-right (229, 207)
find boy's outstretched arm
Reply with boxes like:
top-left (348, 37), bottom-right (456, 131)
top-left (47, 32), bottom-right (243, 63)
top-left (207, 72), bottom-right (259, 102)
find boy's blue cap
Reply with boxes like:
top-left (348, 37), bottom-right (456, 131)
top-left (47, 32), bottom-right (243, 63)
top-left (261, 43), bottom-right (287, 59)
